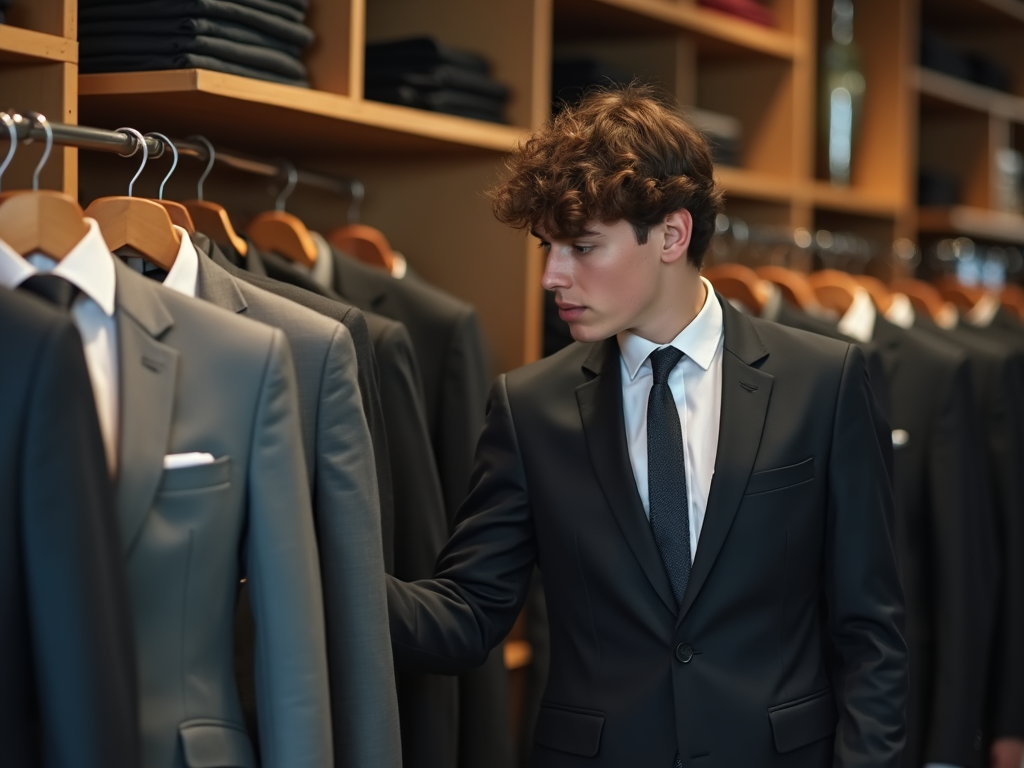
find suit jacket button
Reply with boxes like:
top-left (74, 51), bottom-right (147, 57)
top-left (675, 643), bottom-right (693, 663)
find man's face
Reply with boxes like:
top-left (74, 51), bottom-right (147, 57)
top-left (538, 219), bottom-right (674, 343)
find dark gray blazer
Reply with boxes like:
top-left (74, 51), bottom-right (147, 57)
top-left (0, 287), bottom-right (138, 768)
top-left (111, 259), bottom-right (332, 768)
top-left (191, 242), bottom-right (402, 768)
top-left (389, 296), bottom-right (908, 767)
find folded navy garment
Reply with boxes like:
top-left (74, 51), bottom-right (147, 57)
top-left (81, 0), bottom-right (305, 24)
top-left (79, 17), bottom-right (306, 56)
top-left (365, 84), bottom-right (506, 123)
top-left (365, 37), bottom-right (490, 75)
top-left (0, 0), bottom-right (13, 23)
top-left (81, 34), bottom-right (306, 80)
top-left (81, 53), bottom-right (309, 87)
top-left (80, 0), bottom-right (313, 48)
top-left (365, 64), bottom-right (509, 101)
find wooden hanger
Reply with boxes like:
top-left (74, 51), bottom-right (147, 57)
top-left (703, 263), bottom-right (769, 314)
top-left (328, 223), bottom-right (396, 273)
top-left (853, 275), bottom-right (893, 313)
top-left (1001, 283), bottom-right (1024, 320)
top-left (245, 161), bottom-right (317, 268)
top-left (934, 276), bottom-right (986, 312)
top-left (181, 135), bottom-right (246, 256)
top-left (754, 265), bottom-right (818, 310)
top-left (807, 269), bottom-right (862, 315)
top-left (0, 112), bottom-right (89, 260)
top-left (84, 128), bottom-right (181, 271)
top-left (889, 278), bottom-right (947, 322)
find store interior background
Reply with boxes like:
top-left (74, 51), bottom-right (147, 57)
top-left (2, 0), bottom-right (1021, 754)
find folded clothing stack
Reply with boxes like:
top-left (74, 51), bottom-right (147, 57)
top-left (365, 37), bottom-right (509, 123)
top-left (698, 0), bottom-right (774, 27)
top-left (920, 30), bottom-right (1013, 93)
top-left (79, 0), bottom-right (314, 87)
top-left (551, 57), bottom-right (632, 113)
top-left (0, 0), bottom-right (14, 24)
top-left (686, 107), bottom-right (743, 167)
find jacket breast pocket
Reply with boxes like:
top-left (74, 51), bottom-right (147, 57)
top-left (533, 702), bottom-right (605, 757)
top-left (159, 456), bottom-right (231, 494)
top-left (179, 718), bottom-right (255, 768)
top-left (767, 688), bottom-right (837, 754)
top-left (745, 457), bottom-right (814, 496)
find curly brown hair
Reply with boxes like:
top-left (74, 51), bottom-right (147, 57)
top-left (489, 85), bottom-right (724, 268)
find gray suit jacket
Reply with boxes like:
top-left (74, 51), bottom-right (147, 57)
top-left (192, 239), bottom-right (402, 768)
top-left (112, 259), bottom-right (332, 768)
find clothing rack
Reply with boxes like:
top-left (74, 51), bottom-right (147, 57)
top-left (1, 111), bottom-right (364, 212)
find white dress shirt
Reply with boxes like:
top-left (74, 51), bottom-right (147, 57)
top-left (157, 227), bottom-right (201, 299)
top-left (617, 276), bottom-right (724, 565)
top-left (836, 287), bottom-right (877, 343)
top-left (884, 292), bottom-right (916, 329)
top-left (0, 219), bottom-right (121, 473)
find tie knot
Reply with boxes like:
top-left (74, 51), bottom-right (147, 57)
top-left (649, 346), bottom-right (684, 385)
top-left (19, 274), bottom-right (80, 312)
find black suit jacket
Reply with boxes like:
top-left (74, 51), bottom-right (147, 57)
top-left (0, 287), bottom-right (138, 768)
top-left (389, 296), bottom-right (908, 767)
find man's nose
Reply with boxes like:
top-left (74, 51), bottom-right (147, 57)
top-left (541, 251), bottom-right (571, 292)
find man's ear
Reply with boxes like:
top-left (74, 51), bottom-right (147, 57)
top-left (661, 209), bottom-right (693, 265)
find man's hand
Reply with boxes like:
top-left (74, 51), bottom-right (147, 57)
top-left (991, 737), bottom-right (1024, 768)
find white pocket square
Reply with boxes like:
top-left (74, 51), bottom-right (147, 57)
top-left (163, 452), bottom-right (216, 470)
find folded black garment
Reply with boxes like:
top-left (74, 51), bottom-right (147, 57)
top-left (79, 17), bottom-right (306, 56)
top-left (81, 0), bottom-right (305, 24)
top-left (918, 169), bottom-right (961, 206)
top-left (81, 34), bottom-right (306, 80)
top-left (920, 30), bottom-right (971, 82)
top-left (365, 84), bottom-right (505, 123)
top-left (365, 64), bottom-right (509, 101)
top-left (366, 37), bottom-right (490, 75)
top-left (966, 52), bottom-right (1013, 93)
top-left (552, 57), bottom-right (632, 112)
top-left (80, 0), bottom-right (313, 48)
top-left (81, 53), bottom-right (309, 87)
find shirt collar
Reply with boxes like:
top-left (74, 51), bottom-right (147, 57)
top-left (160, 226), bottom-right (200, 298)
top-left (836, 287), bottom-right (876, 343)
top-left (759, 281), bottom-right (783, 323)
top-left (965, 291), bottom-right (1001, 328)
top-left (884, 292), bottom-right (915, 329)
top-left (0, 218), bottom-right (116, 316)
top-left (617, 276), bottom-right (724, 381)
top-left (306, 231), bottom-right (336, 289)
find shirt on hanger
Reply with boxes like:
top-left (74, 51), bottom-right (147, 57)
top-left (837, 286), bottom-right (877, 343)
top-left (885, 292), bottom-right (916, 329)
top-left (0, 220), bottom-right (120, 472)
top-left (617, 276), bottom-right (724, 565)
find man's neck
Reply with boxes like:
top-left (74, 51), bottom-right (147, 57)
top-left (631, 274), bottom-right (707, 344)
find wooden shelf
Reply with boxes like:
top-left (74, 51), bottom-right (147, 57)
top-left (715, 166), bottom-right (799, 203)
top-left (79, 69), bottom-right (526, 158)
top-left (922, 0), bottom-right (1024, 27)
top-left (918, 205), bottom-right (1024, 243)
top-left (553, 0), bottom-right (797, 59)
top-left (0, 25), bottom-right (75, 64)
top-left (916, 67), bottom-right (1024, 122)
top-left (807, 181), bottom-right (903, 217)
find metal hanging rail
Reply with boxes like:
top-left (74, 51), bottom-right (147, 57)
top-left (1, 111), bottom-right (364, 204)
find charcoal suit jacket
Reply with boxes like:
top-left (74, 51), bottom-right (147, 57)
top-left (0, 287), bottom-right (138, 768)
top-left (111, 259), bottom-right (332, 768)
top-left (389, 295), bottom-right (909, 767)
top-left (190, 240), bottom-right (402, 768)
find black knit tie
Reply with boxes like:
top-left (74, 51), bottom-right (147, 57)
top-left (19, 273), bottom-right (80, 312)
top-left (647, 346), bottom-right (691, 608)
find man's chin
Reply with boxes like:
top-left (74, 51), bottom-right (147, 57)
top-left (568, 323), bottom-right (612, 344)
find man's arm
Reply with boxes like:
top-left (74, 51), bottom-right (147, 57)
top-left (825, 345), bottom-right (909, 768)
top-left (388, 374), bottom-right (537, 674)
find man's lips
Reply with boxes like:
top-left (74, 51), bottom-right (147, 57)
top-left (557, 303), bottom-right (586, 321)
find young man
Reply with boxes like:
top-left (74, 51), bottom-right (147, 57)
top-left (386, 86), bottom-right (908, 767)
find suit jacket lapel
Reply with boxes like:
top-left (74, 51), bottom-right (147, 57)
top-left (112, 259), bottom-right (179, 555)
top-left (193, 234), bottom-right (249, 316)
top-left (577, 338), bottom-right (678, 615)
top-left (678, 299), bottom-right (773, 625)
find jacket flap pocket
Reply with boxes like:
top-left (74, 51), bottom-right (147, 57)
top-left (160, 456), bottom-right (231, 493)
top-left (767, 689), bottom-right (837, 754)
top-left (179, 718), bottom-right (255, 768)
top-left (534, 702), bottom-right (605, 757)
top-left (745, 457), bottom-right (814, 496)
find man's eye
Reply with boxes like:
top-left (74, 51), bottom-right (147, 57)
top-left (537, 241), bottom-right (551, 251)
top-left (573, 245), bottom-right (594, 254)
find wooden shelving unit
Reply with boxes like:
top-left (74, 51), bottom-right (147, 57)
top-left (916, 67), bottom-right (1024, 121)
top-left (0, 25), bottom-right (75, 64)
top-left (918, 206), bottom-right (1024, 244)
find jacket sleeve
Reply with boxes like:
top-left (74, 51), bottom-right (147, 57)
top-left (23, 319), bottom-right (140, 768)
top-left (246, 329), bottom-right (334, 768)
top-left (826, 344), bottom-right (909, 768)
top-left (315, 324), bottom-right (402, 768)
top-left (388, 374), bottom-right (536, 674)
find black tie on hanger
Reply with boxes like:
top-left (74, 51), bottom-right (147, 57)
top-left (19, 273), bottom-right (79, 312)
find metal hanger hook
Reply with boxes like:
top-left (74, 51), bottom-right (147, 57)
top-left (274, 160), bottom-right (298, 212)
top-left (0, 112), bottom-right (16, 193)
top-left (23, 112), bottom-right (52, 191)
top-left (146, 132), bottom-right (177, 200)
top-left (347, 179), bottom-right (365, 225)
top-left (188, 135), bottom-right (216, 200)
top-left (117, 127), bottom-right (148, 197)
